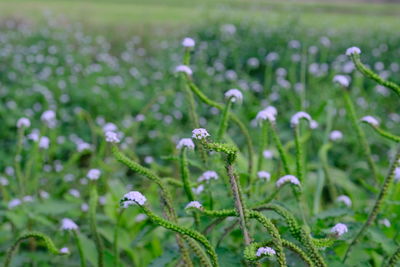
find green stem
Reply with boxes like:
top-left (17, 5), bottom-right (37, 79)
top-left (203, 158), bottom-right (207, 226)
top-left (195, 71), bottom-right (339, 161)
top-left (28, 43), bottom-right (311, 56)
top-left (270, 122), bottom-right (291, 174)
top-left (73, 230), bottom-right (87, 267)
top-left (14, 127), bottom-right (25, 195)
top-left (293, 126), bottom-right (304, 182)
top-left (89, 183), bottom-right (104, 267)
top-left (113, 209), bottom-right (124, 267)
top-left (363, 123), bottom-right (400, 143)
top-left (257, 123), bottom-right (268, 172)
top-left (385, 246), bottom-right (400, 267)
top-left (216, 99), bottom-right (232, 142)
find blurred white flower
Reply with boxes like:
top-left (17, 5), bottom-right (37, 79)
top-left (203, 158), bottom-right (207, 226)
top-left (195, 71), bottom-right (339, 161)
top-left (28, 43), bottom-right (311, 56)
top-left (263, 150), bottom-right (274, 159)
top-left (61, 218), bottom-right (78, 230)
top-left (346, 46), bottom-right (361, 56)
top-left (121, 191), bottom-right (147, 207)
top-left (105, 131), bottom-right (120, 143)
top-left (175, 65), bottom-right (192, 75)
top-left (224, 89), bottom-right (243, 103)
top-left (17, 117), bottom-right (31, 128)
top-left (182, 37), bottom-right (195, 48)
top-left (87, 169), bottom-right (101, 180)
top-left (8, 198), bottom-right (22, 209)
top-left (177, 138), bottom-right (195, 150)
top-left (257, 171), bottom-right (271, 181)
top-left (0, 177), bottom-right (9, 186)
top-left (330, 223), bottom-right (348, 236)
top-left (39, 136), bottom-right (50, 149)
top-left (192, 128), bottom-right (210, 140)
top-left (361, 116), bottom-right (379, 127)
top-left (185, 201), bottom-right (202, 209)
top-left (192, 184), bottom-right (204, 195)
top-left (256, 106), bottom-right (277, 125)
top-left (59, 247), bottom-right (70, 254)
top-left (379, 218), bottom-right (391, 228)
top-left (276, 175), bottom-right (300, 188)
top-left (135, 213), bottom-right (148, 222)
top-left (330, 130), bottom-right (343, 141)
top-left (291, 111), bottom-right (312, 127)
top-left (256, 246), bottom-right (276, 257)
top-left (198, 171), bottom-right (219, 182)
top-left (333, 75), bottom-right (350, 87)
top-left (336, 195), bottom-right (352, 207)
top-left (41, 110), bottom-right (57, 128)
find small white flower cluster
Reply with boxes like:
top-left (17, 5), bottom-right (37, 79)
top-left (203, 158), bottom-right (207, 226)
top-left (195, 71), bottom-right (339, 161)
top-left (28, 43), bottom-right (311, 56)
top-left (255, 106), bottom-right (277, 125)
top-left (87, 169), bottom-right (101, 180)
top-left (177, 138), bottom-right (195, 150)
top-left (224, 89), bottom-right (243, 103)
top-left (17, 117), bottom-right (31, 128)
top-left (346, 46), bottom-right (361, 56)
top-left (276, 175), bottom-right (300, 188)
top-left (257, 171), bottom-right (271, 181)
top-left (256, 246), bottom-right (276, 257)
top-left (182, 37), bottom-right (195, 48)
top-left (197, 171), bottom-right (219, 182)
top-left (333, 75), bottom-right (350, 88)
top-left (175, 65), bottom-right (193, 76)
top-left (105, 131), bottom-right (120, 143)
top-left (336, 195), bottom-right (352, 207)
top-left (290, 111), bottom-right (312, 127)
top-left (121, 191), bottom-right (147, 207)
top-left (192, 128), bottom-right (210, 140)
top-left (361, 116), bottom-right (379, 127)
top-left (185, 201), bottom-right (202, 209)
top-left (329, 130), bottom-right (343, 141)
top-left (330, 223), bottom-right (348, 237)
top-left (61, 218), bottom-right (79, 230)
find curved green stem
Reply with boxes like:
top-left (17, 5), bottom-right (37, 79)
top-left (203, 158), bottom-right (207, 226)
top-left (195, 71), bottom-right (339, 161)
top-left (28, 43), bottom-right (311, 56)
top-left (73, 230), bottom-right (86, 267)
top-left (385, 245), bottom-right (400, 267)
top-left (362, 123), bottom-right (400, 143)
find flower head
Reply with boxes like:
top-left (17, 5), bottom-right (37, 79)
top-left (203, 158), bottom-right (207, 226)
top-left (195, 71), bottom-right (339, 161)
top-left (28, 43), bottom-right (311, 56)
top-left (87, 169), bottom-right (101, 180)
top-left (361, 116), bottom-right (379, 127)
top-left (105, 131), bottom-right (120, 143)
top-left (197, 171), bottom-right (219, 182)
top-left (192, 128), bottom-right (210, 140)
top-left (256, 106), bottom-right (277, 125)
top-left (185, 201), bottom-right (202, 209)
top-left (257, 171), bottom-right (271, 181)
top-left (330, 223), bottom-right (348, 236)
top-left (336, 195), bottom-right (352, 207)
top-left (224, 89), bottom-right (243, 103)
top-left (346, 46), bottom-right (361, 56)
top-left (192, 184), bottom-right (204, 195)
top-left (8, 198), bottom-right (22, 209)
top-left (17, 117), bottom-right (31, 128)
top-left (121, 191), bottom-right (147, 207)
top-left (177, 138), bottom-right (195, 150)
top-left (41, 110), bottom-right (57, 128)
top-left (276, 175), bottom-right (300, 188)
top-left (333, 75), bottom-right (350, 87)
top-left (256, 246), bottom-right (276, 257)
top-left (182, 37), bottom-right (195, 48)
top-left (61, 218), bottom-right (79, 230)
top-left (175, 65), bottom-right (193, 76)
top-left (263, 150), bottom-right (274, 159)
top-left (39, 136), bottom-right (50, 149)
top-left (394, 167), bottom-right (400, 182)
top-left (330, 130), bottom-right (343, 141)
top-left (291, 111), bottom-right (312, 127)
top-left (59, 247), bottom-right (70, 254)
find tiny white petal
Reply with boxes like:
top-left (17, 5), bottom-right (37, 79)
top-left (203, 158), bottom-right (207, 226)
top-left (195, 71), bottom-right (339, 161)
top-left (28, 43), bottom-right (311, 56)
top-left (59, 247), bottom-right (70, 254)
top-left (329, 130), bottom-right (343, 141)
top-left (257, 171), bottom-right (271, 181)
top-left (333, 75), bottom-right (350, 87)
top-left (61, 218), bottom-right (79, 230)
top-left (87, 169), bottom-right (101, 180)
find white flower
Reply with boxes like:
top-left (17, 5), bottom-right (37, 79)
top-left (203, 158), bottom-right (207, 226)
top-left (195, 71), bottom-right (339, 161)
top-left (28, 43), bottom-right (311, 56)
top-left (192, 184), bottom-right (204, 195)
top-left (17, 117), bottom-right (31, 128)
top-left (8, 198), bottom-right (22, 209)
top-left (197, 171), bottom-right (219, 182)
top-left (121, 191), bottom-right (147, 206)
top-left (346, 47), bottom-right (361, 56)
top-left (135, 213), bottom-right (148, 222)
top-left (39, 136), bottom-right (50, 149)
top-left (330, 130), bottom-right (343, 141)
top-left (330, 223), bottom-right (348, 236)
top-left (177, 138), bottom-right (195, 150)
top-left (256, 246), bottom-right (276, 257)
top-left (185, 201), bottom-right (202, 209)
top-left (175, 65), bottom-right (193, 76)
top-left (40, 190), bottom-right (50, 199)
top-left (336, 195), bottom-right (352, 207)
top-left (263, 150), bottom-right (274, 159)
top-left (192, 128), bottom-right (210, 140)
top-left (41, 110), bottom-right (57, 128)
top-left (310, 120), bottom-right (319, 129)
top-left (81, 203), bottom-right (89, 212)
top-left (257, 171), bottom-right (271, 181)
top-left (276, 175), bottom-right (300, 188)
top-left (61, 218), bottom-right (79, 230)
top-left (69, 189), bottom-right (80, 198)
top-left (103, 123), bottom-right (118, 133)
top-left (59, 247), bottom-right (70, 254)
top-left (182, 37), bottom-right (195, 48)
top-left (333, 75), bottom-right (350, 87)
top-left (224, 89), bottom-right (243, 103)
top-left (22, 195), bottom-right (34, 202)
top-left (255, 106), bottom-right (277, 125)
top-left (395, 167), bottom-right (400, 182)
top-left (361, 116), bottom-right (379, 127)
top-left (291, 111), bottom-right (312, 127)
top-left (379, 218), bottom-right (391, 228)
top-left (0, 177), bottom-right (9, 186)
top-left (105, 131), bottom-right (120, 143)
top-left (77, 142), bottom-right (92, 152)
top-left (87, 169), bottom-right (101, 180)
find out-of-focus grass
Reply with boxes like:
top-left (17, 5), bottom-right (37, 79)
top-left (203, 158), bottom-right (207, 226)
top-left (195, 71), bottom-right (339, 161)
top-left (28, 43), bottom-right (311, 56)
top-left (0, 0), bottom-right (399, 32)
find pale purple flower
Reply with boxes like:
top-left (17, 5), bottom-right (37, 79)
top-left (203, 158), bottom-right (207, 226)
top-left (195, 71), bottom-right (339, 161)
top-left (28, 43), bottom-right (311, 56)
top-left (291, 111), bottom-right (312, 127)
top-left (182, 37), bottom-right (195, 48)
top-left (59, 247), bottom-right (70, 254)
top-left (330, 130), bottom-right (343, 141)
top-left (257, 171), bottom-right (271, 181)
top-left (175, 65), bottom-right (193, 76)
top-left (0, 177), bottom-right (9, 186)
top-left (69, 189), bottom-right (80, 198)
top-left (333, 75), bottom-right (350, 87)
top-left (135, 213), bottom-right (148, 222)
top-left (379, 218), bottom-right (391, 228)
top-left (8, 198), bottom-right (22, 209)
top-left (330, 223), bottom-right (348, 236)
top-left (121, 191), bottom-right (147, 206)
top-left (263, 150), bottom-right (274, 159)
top-left (256, 106), bottom-right (277, 125)
top-left (197, 171), bottom-right (219, 182)
top-left (87, 169), bottom-right (101, 180)
top-left (22, 195), bottom-right (34, 202)
top-left (177, 138), bottom-right (195, 150)
top-left (41, 110), bottom-right (56, 128)
top-left (336, 195), bottom-right (352, 207)
top-left (105, 131), bottom-right (120, 143)
top-left (61, 218), bottom-right (78, 230)
top-left (192, 184), bottom-right (204, 195)
top-left (256, 246), bottom-right (276, 257)
top-left (81, 203), bottom-right (89, 212)
top-left (346, 47), bottom-right (361, 56)
top-left (394, 167), bottom-right (400, 182)
top-left (17, 117), bottom-right (31, 128)
top-left (224, 89), bottom-right (243, 103)
top-left (361, 116), bottom-right (379, 127)
top-left (185, 201), bottom-right (202, 209)
top-left (192, 128), bottom-right (210, 140)
top-left (39, 136), bottom-right (50, 149)
top-left (276, 175), bottom-right (300, 188)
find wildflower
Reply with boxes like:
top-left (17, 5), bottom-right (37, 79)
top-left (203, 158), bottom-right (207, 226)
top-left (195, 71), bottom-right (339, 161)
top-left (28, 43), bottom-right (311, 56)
top-left (175, 65), bottom-right (193, 76)
top-left (330, 130), bottom-right (343, 141)
top-left (192, 128), bottom-right (210, 140)
top-left (192, 184), bottom-right (204, 195)
top-left (256, 246), bottom-right (276, 257)
top-left (379, 218), bottom-right (391, 228)
top-left (257, 171), bottom-right (271, 181)
top-left (103, 123), bottom-right (117, 133)
top-left (0, 177), bottom-right (9, 186)
top-left (291, 111), bottom-right (312, 127)
top-left (61, 218), bottom-right (79, 230)
top-left (69, 189), bottom-right (80, 198)
top-left (81, 203), bottom-right (89, 212)
top-left (310, 120), bottom-right (319, 129)
top-left (330, 223), bottom-right (348, 237)
top-left (41, 110), bottom-right (56, 128)
top-left (263, 150), bottom-right (274, 159)
top-left (256, 106), bottom-right (277, 125)
top-left (121, 191), bottom-right (147, 207)
top-left (346, 46), bottom-right (361, 56)
top-left (185, 201), bottom-right (202, 209)
top-left (224, 89), bottom-right (243, 103)
top-left (77, 142), bottom-right (92, 152)
top-left (40, 190), bottom-right (50, 199)
top-left (176, 138), bottom-right (195, 150)
top-left (198, 171), bottom-right (219, 182)
top-left (182, 37), bottom-right (195, 48)
top-left (8, 198), bottom-right (22, 209)
top-left (17, 117), bottom-right (31, 128)
top-left (23, 195), bottom-right (34, 202)
top-left (361, 116), bottom-right (379, 127)
top-left (105, 131), bottom-right (120, 143)
top-left (333, 75), bottom-right (350, 87)
top-left (135, 213), bottom-right (148, 222)
top-left (336, 195), bottom-right (352, 207)
top-left (394, 167), bottom-right (400, 182)
top-left (87, 169), bottom-right (101, 180)
top-left (276, 175), bottom-right (300, 188)
top-left (39, 136), bottom-right (50, 149)
top-left (59, 247), bottom-right (70, 254)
